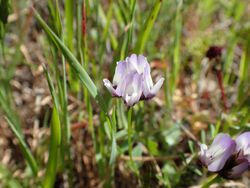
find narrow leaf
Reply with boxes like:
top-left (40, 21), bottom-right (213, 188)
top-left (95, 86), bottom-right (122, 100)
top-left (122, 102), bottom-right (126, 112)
top-left (5, 117), bottom-right (38, 176)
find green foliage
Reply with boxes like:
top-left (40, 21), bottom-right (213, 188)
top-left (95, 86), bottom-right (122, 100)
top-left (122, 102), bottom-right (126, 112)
top-left (1, 0), bottom-right (250, 187)
top-left (6, 118), bottom-right (38, 176)
top-left (0, 0), bottom-right (10, 40)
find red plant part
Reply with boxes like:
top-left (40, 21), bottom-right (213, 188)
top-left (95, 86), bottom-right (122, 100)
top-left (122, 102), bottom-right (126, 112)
top-left (82, 1), bottom-right (86, 37)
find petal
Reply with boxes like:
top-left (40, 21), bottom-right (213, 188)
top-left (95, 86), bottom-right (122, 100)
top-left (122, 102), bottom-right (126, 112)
top-left (103, 79), bottom-right (118, 96)
top-left (127, 54), bottom-right (148, 74)
top-left (143, 77), bottom-right (164, 99)
top-left (207, 134), bottom-right (236, 172)
top-left (126, 54), bottom-right (138, 73)
top-left (137, 55), bottom-right (148, 74)
top-left (150, 77), bottom-right (165, 96)
top-left (210, 133), bottom-right (235, 151)
top-left (208, 152), bottom-right (232, 172)
top-left (115, 74), bottom-right (129, 97)
top-left (122, 73), bottom-right (143, 106)
top-left (113, 61), bottom-right (127, 86)
top-left (199, 144), bottom-right (208, 165)
top-left (227, 160), bottom-right (249, 179)
top-left (142, 63), bottom-right (153, 97)
top-left (236, 132), bottom-right (250, 161)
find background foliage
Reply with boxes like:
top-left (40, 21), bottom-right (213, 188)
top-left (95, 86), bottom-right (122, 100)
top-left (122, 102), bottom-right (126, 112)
top-left (0, 0), bottom-right (250, 187)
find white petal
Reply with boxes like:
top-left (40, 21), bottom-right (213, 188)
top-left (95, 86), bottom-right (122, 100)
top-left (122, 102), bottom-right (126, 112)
top-left (236, 132), bottom-right (250, 161)
top-left (122, 73), bottom-right (143, 106)
top-left (103, 79), bottom-right (117, 96)
top-left (200, 144), bottom-right (208, 155)
top-left (127, 54), bottom-right (148, 74)
top-left (113, 61), bottom-right (127, 86)
top-left (137, 55), bottom-right (148, 74)
top-left (144, 77), bottom-right (164, 99)
top-left (199, 144), bottom-right (208, 165)
top-left (115, 76), bottom-right (128, 97)
top-left (142, 65), bottom-right (154, 98)
top-left (125, 92), bottom-right (140, 106)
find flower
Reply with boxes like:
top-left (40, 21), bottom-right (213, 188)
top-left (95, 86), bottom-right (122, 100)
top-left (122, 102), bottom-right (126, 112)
top-left (199, 133), bottom-right (236, 172)
top-left (235, 132), bottom-right (250, 162)
top-left (199, 132), bottom-right (250, 179)
top-left (206, 45), bottom-right (223, 60)
top-left (219, 132), bottom-right (250, 178)
top-left (220, 157), bottom-right (249, 179)
top-left (103, 54), bottom-right (164, 106)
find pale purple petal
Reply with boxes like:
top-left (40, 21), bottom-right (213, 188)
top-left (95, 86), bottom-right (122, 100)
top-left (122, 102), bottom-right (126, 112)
top-left (236, 132), bottom-right (250, 162)
top-left (199, 133), bottom-right (236, 172)
top-left (207, 134), bottom-right (236, 172)
top-left (227, 160), bottom-right (249, 179)
top-left (142, 63), bottom-right (153, 97)
top-left (149, 78), bottom-right (165, 97)
top-left (137, 55), bottom-right (148, 74)
top-left (115, 74), bottom-right (130, 97)
top-left (103, 54), bottom-right (164, 105)
top-left (113, 61), bottom-right (127, 86)
top-left (199, 144), bottom-right (208, 165)
top-left (103, 79), bottom-right (118, 96)
top-left (127, 54), bottom-right (148, 74)
top-left (122, 73), bottom-right (143, 106)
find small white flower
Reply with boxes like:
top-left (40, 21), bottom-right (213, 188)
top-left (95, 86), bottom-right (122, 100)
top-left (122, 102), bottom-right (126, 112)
top-left (103, 54), bottom-right (164, 106)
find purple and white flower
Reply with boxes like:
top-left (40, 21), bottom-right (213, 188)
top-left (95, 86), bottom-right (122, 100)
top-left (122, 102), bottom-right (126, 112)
top-left (103, 54), bottom-right (164, 106)
top-left (235, 132), bottom-right (250, 162)
top-left (222, 158), bottom-right (249, 179)
top-left (199, 133), bottom-right (236, 172)
top-left (199, 132), bottom-right (250, 179)
top-left (222, 132), bottom-right (250, 178)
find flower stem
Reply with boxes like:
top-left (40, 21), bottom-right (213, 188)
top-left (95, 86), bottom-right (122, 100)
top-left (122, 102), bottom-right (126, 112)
top-left (127, 107), bottom-right (133, 161)
top-left (201, 174), bottom-right (221, 188)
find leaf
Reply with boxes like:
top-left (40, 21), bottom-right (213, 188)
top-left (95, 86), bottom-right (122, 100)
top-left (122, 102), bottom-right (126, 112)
top-left (43, 66), bottom-right (61, 188)
top-left (5, 117), bottom-right (38, 176)
top-left (34, 9), bottom-right (107, 112)
top-left (134, 0), bottom-right (162, 53)
top-left (43, 107), bottom-right (61, 188)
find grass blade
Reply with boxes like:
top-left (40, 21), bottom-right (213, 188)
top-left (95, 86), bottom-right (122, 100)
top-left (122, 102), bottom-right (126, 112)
top-left (34, 9), bottom-right (107, 112)
top-left (134, 0), bottom-right (162, 53)
top-left (43, 107), bottom-right (61, 188)
top-left (43, 66), bottom-right (61, 188)
top-left (5, 117), bottom-right (38, 176)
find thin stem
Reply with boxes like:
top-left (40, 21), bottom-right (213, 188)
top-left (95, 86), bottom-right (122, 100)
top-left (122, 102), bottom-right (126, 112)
top-left (216, 69), bottom-right (228, 111)
top-left (201, 174), bottom-right (221, 188)
top-left (127, 107), bottom-right (133, 161)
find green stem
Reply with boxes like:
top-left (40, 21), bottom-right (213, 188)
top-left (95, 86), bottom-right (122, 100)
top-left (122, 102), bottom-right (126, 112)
top-left (127, 107), bottom-right (133, 161)
top-left (201, 174), bottom-right (221, 188)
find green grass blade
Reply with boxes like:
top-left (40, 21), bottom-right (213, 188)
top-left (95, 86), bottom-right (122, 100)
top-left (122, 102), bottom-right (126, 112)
top-left (43, 66), bottom-right (61, 188)
top-left (34, 9), bottom-right (107, 112)
top-left (134, 0), bottom-right (162, 53)
top-left (43, 65), bottom-right (59, 110)
top-left (5, 117), bottom-right (38, 176)
top-left (43, 106), bottom-right (61, 188)
top-left (171, 0), bottom-right (182, 91)
top-left (65, 0), bottom-right (74, 51)
top-left (237, 39), bottom-right (250, 103)
top-left (125, 0), bottom-right (136, 55)
top-left (98, 5), bottom-right (118, 50)
top-left (47, 0), bottom-right (62, 36)
top-left (65, 0), bottom-right (80, 92)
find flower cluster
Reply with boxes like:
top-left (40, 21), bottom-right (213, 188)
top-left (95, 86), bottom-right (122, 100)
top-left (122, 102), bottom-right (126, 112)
top-left (103, 54), bottom-right (164, 106)
top-left (199, 132), bottom-right (250, 179)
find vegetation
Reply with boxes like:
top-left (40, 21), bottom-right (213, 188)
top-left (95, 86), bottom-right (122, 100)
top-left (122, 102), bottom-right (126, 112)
top-left (0, 0), bottom-right (250, 187)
